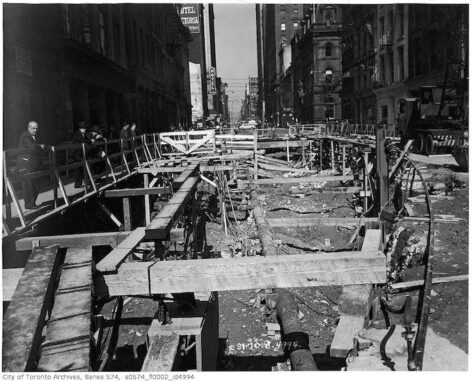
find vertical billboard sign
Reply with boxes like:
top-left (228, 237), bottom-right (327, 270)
top-left (179, 4), bottom-right (200, 34)
top-left (208, 67), bottom-right (216, 95)
top-left (189, 62), bottom-right (203, 121)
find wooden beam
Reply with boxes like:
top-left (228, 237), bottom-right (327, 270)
top-left (257, 140), bottom-right (310, 149)
top-left (104, 187), bottom-right (172, 198)
top-left (389, 139), bottom-right (414, 181)
top-left (265, 216), bottom-right (378, 228)
top-left (144, 174), bottom-right (151, 226)
top-left (37, 248), bottom-right (93, 371)
top-left (390, 274), bottom-right (468, 290)
top-left (2, 268), bottom-right (24, 302)
top-left (142, 333), bottom-right (180, 371)
top-left (15, 231), bottom-right (131, 251)
top-left (330, 316), bottom-right (365, 357)
top-left (97, 250), bottom-right (386, 297)
top-left (240, 175), bottom-right (354, 185)
top-left (137, 167), bottom-right (185, 175)
top-left (2, 245), bottom-right (61, 372)
top-left (123, 197), bottom-right (131, 231)
top-left (96, 200), bottom-right (123, 229)
top-left (329, 230), bottom-right (380, 358)
top-left (362, 229), bottom-right (382, 251)
top-left (146, 177), bottom-right (199, 240)
top-left (172, 163), bottom-right (199, 189)
top-left (96, 228), bottom-right (146, 273)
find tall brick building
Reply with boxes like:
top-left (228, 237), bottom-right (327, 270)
top-left (3, 3), bottom-right (192, 148)
top-left (256, 3), bottom-right (305, 124)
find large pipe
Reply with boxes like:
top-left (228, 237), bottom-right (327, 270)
top-left (276, 291), bottom-right (318, 371)
top-left (250, 188), bottom-right (317, 370)
top-left (249, 189), bottom-right (278, 256)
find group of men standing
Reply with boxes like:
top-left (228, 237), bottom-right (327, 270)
top-left (17, 120), bottom-right (138, 209)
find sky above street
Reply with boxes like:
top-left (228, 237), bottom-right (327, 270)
top-left (214, 3), bottom-right (257, 120)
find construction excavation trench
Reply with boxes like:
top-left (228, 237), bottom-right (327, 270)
top-left (2, 126), bottom-right (468, 372)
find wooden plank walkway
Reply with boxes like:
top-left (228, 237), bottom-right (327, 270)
top-left (2, 245), bottom-right (61, 372)
top-left (37, 248), bottom-right (93, 371)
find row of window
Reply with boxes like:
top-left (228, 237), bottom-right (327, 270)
top-left (71, 4), bottom-right (183, 90)
top-left (280, 22), bottom-right (299, 31)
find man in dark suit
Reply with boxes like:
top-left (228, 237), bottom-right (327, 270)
top-left (18, 121), bottom-right (46, 209)
top-left (71, 121), bottom-right (93, 188)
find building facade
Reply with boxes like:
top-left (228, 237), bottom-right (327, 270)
top-left (3, 3), bottom-right (192, 148)
top-left (289, 4), bottom-right (343, 123)
top-left (341, 4), bottom-right (377, 124)
top-left (257, 3), bottom-right (305, 124)
top-left (341, 4), bottom-right (468, 129)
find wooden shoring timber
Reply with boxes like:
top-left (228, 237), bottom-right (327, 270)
top-left (255, 153), bottom-right (294, 167)
top-left (96, 250), bottom-right (386, 297)
top-left (248, 168), bottom-right (280, 179)
top-left (200, 164), bottom-right (234, 172)
top-left (145, 176), bottom-right (199, 240)
top-left (389, 274), bottom-right (469, 290)
top-left (250, 189), bottom-right (278, 256)
top-left (172, 162), bottom-right (199, 189)
top-left (142, 334), bottom-right (181, 371)
top-left (143, 292), bottom-right (219, 371)
top-left (96, 228), bottom-right (146, 273)
top-left (104, 187), bottom-right (173, 198)
top-left (2, 245), bottom-right (61, 372)
top-left (138, 167), bottom-right (186, 175)
top-left (256, 140), bottom-right (310, 149)
top-left (2, 268), bottom-right (24, 302)
top-left (388, 139), bottom-right (414, 181)
top-left (15, 231), bottom-right (131, 251)
top-left (37, 248), bottom-right (93, 371)
top-left (265, 216), bottom-right (379, 228)
top-left (96, 201), bottom-right (123, 229)
top-left (330, 229), bottom-right (381, 358)
top-left (240, 174), bottom-right (354, 185)
top-left (256, 162), bottom-right (319, 174)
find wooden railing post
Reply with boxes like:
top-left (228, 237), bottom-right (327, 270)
top-left (50, 147), bottom-right (58, 208)
top-left (253, 129), bottom-right (258, 180)
top-left (3, 151), bottom-right (12, 223)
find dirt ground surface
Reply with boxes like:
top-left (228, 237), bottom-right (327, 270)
top-left (106, 158), bottom-right (468, 371)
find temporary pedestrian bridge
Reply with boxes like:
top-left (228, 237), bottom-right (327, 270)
top-left (2, 126), bottom-right (432, 372)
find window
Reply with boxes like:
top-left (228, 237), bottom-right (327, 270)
top-left (325, 69), bottom-right (333, 84)
top-left (113, 21), bottom-right (121, 62)
top-left (82, 5), bottom-right (91, 45)
top-left (398, 46), bottom-right (404, 81)
top-left (398, 5), bottom-right (404, 37)
top-left (293, 22), bottom-right (299, 28)
top-left (281, 23), bottom-right (286, 31)
top-left (381, 105), bottom-right (388, 119)
top-left (140, 29), bottom-right (145, 65)
top-left (325, 42), bottom-right (332, 57)
top-left (98, 11), bottom-right (106, 55)
top-left (325, 103), bottom-right (335, 119)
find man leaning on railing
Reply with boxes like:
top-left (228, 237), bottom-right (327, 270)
top-left (17, 121), bottom-right (46, 209)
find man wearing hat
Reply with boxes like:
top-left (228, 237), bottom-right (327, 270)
top-left (71, 121), bottom-right (92, 188)
top-left (18, 121), bottom-right (46, 209)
